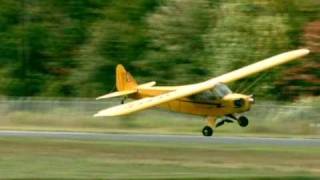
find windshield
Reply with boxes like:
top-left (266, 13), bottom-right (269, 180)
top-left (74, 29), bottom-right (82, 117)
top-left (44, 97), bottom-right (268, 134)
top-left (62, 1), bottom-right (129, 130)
top-left (211, 83), bottom-right (232, 98)
top-left (189, 83), bottom-right (232, 103)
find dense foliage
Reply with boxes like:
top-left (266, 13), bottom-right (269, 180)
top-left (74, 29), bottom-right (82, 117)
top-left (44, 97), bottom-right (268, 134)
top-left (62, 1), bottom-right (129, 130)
top-left (0, 0), bottom-right (319, 100)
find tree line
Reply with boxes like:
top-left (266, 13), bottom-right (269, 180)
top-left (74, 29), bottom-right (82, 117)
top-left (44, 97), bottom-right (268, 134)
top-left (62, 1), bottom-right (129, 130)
top-left (0, 0), bottom-right (319, 100)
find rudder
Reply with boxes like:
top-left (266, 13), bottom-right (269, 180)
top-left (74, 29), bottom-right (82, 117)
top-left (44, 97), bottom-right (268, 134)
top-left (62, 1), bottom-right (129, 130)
top-left (116, 64), bottom-right (138, 91)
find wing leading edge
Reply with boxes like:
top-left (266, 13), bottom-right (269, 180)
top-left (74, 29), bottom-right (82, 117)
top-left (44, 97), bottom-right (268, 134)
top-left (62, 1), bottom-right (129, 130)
top-left (209, 49), bottom-right (310, 84)
top-left (94, 49), bottom-right (309, 117)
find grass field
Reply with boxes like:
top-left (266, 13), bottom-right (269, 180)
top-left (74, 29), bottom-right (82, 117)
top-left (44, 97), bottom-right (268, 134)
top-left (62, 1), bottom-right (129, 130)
top-left (0, 99), bottom-right (319, 179)
top-left (0, 136), bottom-right (319, 179)
top-left (0, 99), bottom-right (320, 137)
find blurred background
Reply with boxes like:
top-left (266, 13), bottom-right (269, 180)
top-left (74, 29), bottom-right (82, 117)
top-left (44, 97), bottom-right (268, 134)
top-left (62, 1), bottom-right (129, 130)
top-left (0, 0), bottom-right (319, 99)
top-left (0, 0), bottom-right (319, 135)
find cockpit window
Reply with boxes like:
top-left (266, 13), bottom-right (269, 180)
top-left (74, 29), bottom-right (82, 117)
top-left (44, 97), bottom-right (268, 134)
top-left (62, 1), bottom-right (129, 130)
top-left (212, 83), bottom-right (232, 98)
top-left (189, 83), bottom-right (232, 103)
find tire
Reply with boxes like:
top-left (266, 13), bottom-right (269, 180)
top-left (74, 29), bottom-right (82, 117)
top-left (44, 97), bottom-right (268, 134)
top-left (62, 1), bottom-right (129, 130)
top-left (238, 116), bottom-right (249, 127)
top-left (202, 126), bottom-right (213, 136)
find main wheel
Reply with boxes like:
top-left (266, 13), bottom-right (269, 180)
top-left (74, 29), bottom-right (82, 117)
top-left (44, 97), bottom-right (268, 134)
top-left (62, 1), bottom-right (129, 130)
top-left (238, 116), bottom-right (249, 127)
top-left (202, 126), bottom-right (213, 136)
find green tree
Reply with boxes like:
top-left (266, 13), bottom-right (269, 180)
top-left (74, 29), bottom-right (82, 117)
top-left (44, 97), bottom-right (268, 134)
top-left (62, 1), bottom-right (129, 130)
top-left (0, 0), bottom-right (108, 96)
top-left (137, 0), bottom-right (215, 85)
top-left (203, 1), bottom-right (290, 98)
top-left (71, 0), bottom-right (161, 96)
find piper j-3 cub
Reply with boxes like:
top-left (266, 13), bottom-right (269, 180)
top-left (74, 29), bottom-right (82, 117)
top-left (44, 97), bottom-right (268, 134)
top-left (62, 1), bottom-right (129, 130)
top-left (94, 49), bottom-right (310, 136)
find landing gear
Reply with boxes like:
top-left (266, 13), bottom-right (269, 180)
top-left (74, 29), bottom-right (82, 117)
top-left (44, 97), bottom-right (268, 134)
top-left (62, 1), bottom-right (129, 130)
top-left (202, 116), bottom-right (216, 136)
top-left (202, 126), bottom-right (213, 136)
top-left (216, 115), bottom-right (249, 128)
top-left (201, 115), bottom-right (249, 136)
top-left (121, 96), bottom-right (127, 104)
top-left (238, 116), bottom-right (249, 127)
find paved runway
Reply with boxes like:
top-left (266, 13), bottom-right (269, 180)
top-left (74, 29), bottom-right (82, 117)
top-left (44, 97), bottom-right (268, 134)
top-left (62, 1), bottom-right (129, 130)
top-left (0, 130), bottom-right (319, 146)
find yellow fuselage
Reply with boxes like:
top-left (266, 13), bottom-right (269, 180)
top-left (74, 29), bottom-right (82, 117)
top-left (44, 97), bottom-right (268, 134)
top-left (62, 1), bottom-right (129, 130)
top-left (132, 87), bottom-right (253, 117)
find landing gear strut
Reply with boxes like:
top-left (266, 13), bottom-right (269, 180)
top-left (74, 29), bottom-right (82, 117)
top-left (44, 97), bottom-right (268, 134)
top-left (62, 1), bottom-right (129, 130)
top-left (216, 119), bottom-right (233, 128)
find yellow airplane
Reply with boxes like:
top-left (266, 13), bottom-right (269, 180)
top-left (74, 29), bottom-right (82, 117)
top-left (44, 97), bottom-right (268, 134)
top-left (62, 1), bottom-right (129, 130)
top-left (94, 49), bottom-right (310, 136)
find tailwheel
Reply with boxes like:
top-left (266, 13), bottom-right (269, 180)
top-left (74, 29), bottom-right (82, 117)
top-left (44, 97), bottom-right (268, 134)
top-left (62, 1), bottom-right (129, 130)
top-left (238, 116), bottom-right (249, 127)
top-left (202, 126), bottom-right (213, 136)
top-left (121, 96), bottom-right (128, 104)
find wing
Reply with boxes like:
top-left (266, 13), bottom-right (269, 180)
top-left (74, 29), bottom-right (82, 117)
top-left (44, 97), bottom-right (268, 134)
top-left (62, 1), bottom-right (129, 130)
top-left (94, 81), bottom-right (218, 117)
top-left (209, 49), bottom-right (310, 84)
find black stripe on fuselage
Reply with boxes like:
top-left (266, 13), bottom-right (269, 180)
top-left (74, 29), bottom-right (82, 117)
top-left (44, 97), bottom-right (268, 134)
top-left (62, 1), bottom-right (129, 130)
top-left (178, 99), bottom-right (224, 107)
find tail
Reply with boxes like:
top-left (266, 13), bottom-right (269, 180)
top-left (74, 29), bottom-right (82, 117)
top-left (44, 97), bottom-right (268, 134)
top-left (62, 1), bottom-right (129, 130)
top-left (96, 64), bottom-right (156, 100)
top-left (116, 64), bottom-right (138, 91)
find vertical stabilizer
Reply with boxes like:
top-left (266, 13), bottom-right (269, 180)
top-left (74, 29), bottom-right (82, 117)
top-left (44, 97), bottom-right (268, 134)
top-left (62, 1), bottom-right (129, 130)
top-left (116, 64), bottom-right (138, 91)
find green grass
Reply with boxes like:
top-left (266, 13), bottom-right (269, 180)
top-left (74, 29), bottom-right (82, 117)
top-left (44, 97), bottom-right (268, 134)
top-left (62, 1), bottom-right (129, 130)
top-left (0, 136), bottom-right (319, 179)
top-left (0, 108), bottom-right (319, 137)
top-left (0, 99), bottom-right (320, 137)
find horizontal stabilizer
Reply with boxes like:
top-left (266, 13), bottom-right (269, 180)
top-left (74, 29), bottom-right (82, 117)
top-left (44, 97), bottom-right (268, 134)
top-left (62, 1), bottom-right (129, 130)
top-left (138, 81), bottom-right (156, 88)
top-left (96, 90), bottom-right (136, 100)
top-left (96, 81), bottom-right (156, 100)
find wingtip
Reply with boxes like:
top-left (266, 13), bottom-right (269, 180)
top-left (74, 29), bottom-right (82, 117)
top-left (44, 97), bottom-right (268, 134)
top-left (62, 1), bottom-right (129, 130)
top-left (301, 48), bottom-right (310, 54)
top-left (93, 110), bottom-right (118, 117)
top-left (96, 94), bottom-right (108, 100)
top-left (95, 94), bottom-right (111, 100)
top-left (93, 112), bottom-right (110, 117)
top-left (296, 48), bottom-right (310, 56)
top-left (289, 48), bottom-right (310, 58)
top-left (95, 97), bottom-right (103, 100)
top-left (93, 113), bottom-right (101, 117)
